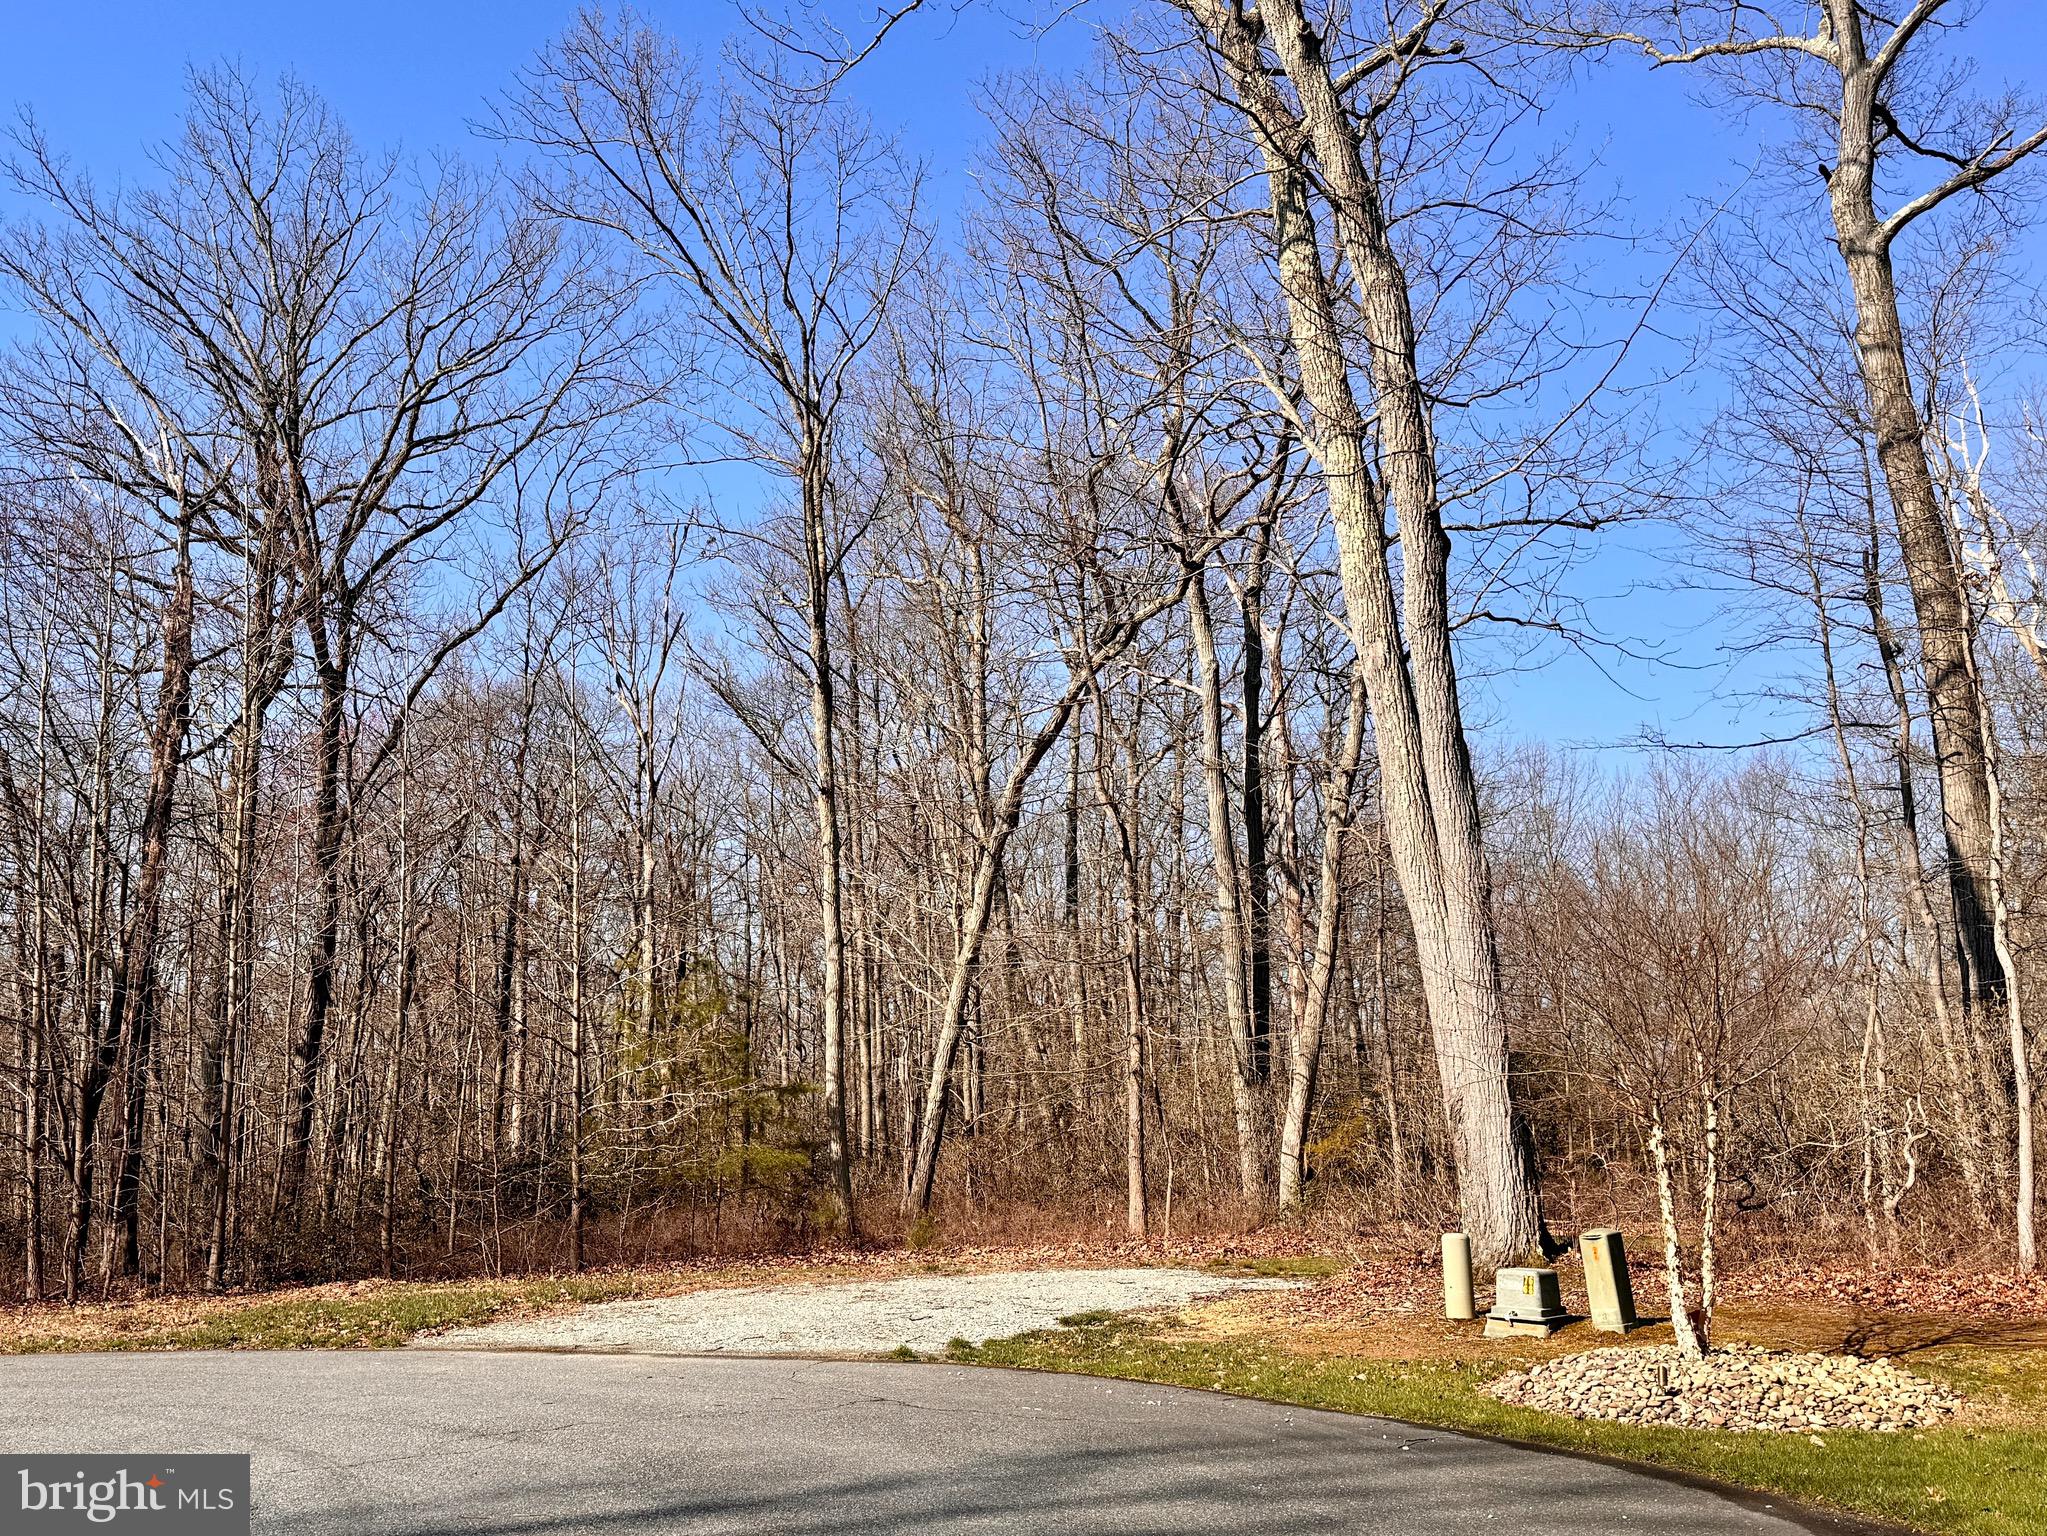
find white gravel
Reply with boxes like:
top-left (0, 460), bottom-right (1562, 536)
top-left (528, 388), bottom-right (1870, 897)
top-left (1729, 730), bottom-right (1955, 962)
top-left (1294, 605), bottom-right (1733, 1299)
top-left (420, 1267), bottom-right (1301, 1357)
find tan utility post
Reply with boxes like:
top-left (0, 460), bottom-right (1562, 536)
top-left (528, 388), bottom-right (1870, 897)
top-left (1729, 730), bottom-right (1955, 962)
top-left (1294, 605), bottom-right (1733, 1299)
top-left (1580, 1228), bottom-right (1638, 1334)
top-left (1442, 1232), bottom-right (1475, 1320)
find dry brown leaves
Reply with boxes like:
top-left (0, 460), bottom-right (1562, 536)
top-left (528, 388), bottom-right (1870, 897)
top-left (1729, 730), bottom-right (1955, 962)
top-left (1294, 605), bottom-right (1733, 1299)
top-left (0, 1231), bottom-right (1340, 1346)
top-left (1241, 1256), bottom-right (1437, 1321)
top-left (0, 1278), bottom-right (394, 1350)
top-left (12, 1228), bottom-right (2040, 1354)
top-left (1714, 1263), bottom-right (2047, 1321)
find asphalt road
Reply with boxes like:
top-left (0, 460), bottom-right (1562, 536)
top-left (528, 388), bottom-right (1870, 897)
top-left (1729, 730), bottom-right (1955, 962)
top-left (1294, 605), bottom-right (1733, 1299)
top-left (0, 1352), bottom-right (1838, 1534)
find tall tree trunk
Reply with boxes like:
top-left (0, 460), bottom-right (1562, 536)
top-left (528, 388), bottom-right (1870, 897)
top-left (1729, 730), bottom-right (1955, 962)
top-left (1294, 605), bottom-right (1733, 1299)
top-left (1824, 3), bottom-right (2001, 1007)
top-left (802, 426), bottom-right (857, 1239)
top-left (1278, 668), bottom-right (1368, 1210)
top-left (1064, 718), bottom-right (1088, 1118)
top-left (63, 570), bottom-right (120, 1302)
top-left (634, 735), bottom-right (657, 1048)
top-left (1369, 848), bottom-right (1409, 1187)
top-left (1240, 521), bottom-right (1274, 1080)
top-left (1191, 0), bottom-right (1542, 1265)
top-left (1858, 513), bottom-right (1999, 1218)
top-left (21, 640), bottom-right (52, 1299)
top-left (567, 752), bottom-right (588, 1274)
top-left (71, 524), bottom-right (196, 1296)
top-left (283, 614), bottom-right (352, 1209)
top-left (1113, 782), bottom-right (1146, 1253)
top-left (1121, 870), bottom-right (1149, 1240)
top-left (110, 519), bottom-right (199, 1278)
top-left (1186, 560), bottom-right (1266, 1208)
top-left (491, 675), bottom-right (535, 1157)
top-left (106, 985), bottom-right (158, 1284)
top-left (1967, 628), bottom-right (2038, 1269)
top-left (1094, 675), bottom-right (1152, 1238)
top-left (379, 750), bottom-right (418, 1282)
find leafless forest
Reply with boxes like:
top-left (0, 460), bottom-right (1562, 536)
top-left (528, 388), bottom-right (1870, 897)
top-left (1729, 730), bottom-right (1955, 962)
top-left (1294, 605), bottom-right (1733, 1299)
top-left (3, 2), bottom-right (2044, 1312)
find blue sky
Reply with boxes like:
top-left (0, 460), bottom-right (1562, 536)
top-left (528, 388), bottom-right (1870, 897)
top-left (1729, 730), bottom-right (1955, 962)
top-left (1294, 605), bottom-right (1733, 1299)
top-left (5, 2), bottom-right (2044, 759)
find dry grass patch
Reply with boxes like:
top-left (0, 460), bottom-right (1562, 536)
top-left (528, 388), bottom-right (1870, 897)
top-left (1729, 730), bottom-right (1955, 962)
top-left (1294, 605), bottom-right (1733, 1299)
top-left (0, 1236), bottom-right (1329, 1354)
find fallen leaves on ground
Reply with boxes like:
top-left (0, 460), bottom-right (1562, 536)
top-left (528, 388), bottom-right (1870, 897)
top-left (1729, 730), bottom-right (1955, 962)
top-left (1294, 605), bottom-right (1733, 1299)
top-left (9, 1228), bottom-right (2042, 1354)
top-left (1714, 1264), bottom-right (2047, 1321)
top-left (0, 1231), bottom-right (1339, 1351)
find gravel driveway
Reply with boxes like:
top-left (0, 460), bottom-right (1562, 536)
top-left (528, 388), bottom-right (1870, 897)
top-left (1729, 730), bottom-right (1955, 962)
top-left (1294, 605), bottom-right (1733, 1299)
top-left (420, 1267), bottom-right (1299, 1356)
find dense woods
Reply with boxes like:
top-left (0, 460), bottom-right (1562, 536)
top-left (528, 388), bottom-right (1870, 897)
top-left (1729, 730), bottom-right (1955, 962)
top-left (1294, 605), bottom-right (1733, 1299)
top-left (3, 1), bottom-right (2045, 1309)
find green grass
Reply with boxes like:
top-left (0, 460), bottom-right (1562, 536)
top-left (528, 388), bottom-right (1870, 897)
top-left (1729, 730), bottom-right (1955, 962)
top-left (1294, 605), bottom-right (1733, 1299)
top-left (954, 1317), bottom-right (2047, 1536)
top-left (7, 1275), bottom-right (645, 1353)
top-left (19, 1252), bottom-right (2039, 1536)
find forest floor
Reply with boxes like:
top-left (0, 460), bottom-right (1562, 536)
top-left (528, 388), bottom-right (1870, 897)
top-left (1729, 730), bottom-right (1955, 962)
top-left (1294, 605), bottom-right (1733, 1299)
top-left (2, 1240), bottom-right (2041, 1536)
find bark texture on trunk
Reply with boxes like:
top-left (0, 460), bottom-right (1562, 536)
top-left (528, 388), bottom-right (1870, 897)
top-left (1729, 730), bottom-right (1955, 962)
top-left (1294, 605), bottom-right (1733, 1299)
top-left (1278, 668), bottom-right (1369, 1210)
top-left (67, 523), bottom-right (197, 1297)
top-left (1185, 561), bottom-right (1268, 1208)
top-left (1822, 8), bottom-right (2001, 1003)
top-left (1189, 0), bottom-right (1541, 1266)
top-left (801, 426), bottom-right (857, 1239)
top-left (282, 615), bottom-right (351, 1207)
top-left (1861, 518), bottom-right (2000, 1216)
top-left (1650, 1110), bottom-right (1703, 1360)
top-left (1240, 523), bottom-right (1274, 1081)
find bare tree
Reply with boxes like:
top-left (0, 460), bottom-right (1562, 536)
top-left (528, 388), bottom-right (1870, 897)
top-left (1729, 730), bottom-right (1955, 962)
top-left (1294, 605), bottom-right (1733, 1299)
top-left (1276, 662), bottom-right (1371, 1211)
top-left (1553, 0), bottom-right (2047, 1016)
top-left (503, 16), bottom-right (929, 1236)
top-left (1170, 0), bottom-right (1548, 1264)
top-left (1556, 766), bottom-right (1830, 1355)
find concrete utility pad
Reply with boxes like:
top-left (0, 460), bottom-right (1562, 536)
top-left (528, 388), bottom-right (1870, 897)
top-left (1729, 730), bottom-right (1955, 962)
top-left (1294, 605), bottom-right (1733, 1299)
top-left (420, 1266), bottom-right (1299, 1356)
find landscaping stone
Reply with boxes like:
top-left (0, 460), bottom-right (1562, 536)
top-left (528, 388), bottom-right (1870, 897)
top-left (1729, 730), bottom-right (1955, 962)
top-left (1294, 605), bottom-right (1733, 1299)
top-left (1485, 1343), bottom-right (1960, 1432)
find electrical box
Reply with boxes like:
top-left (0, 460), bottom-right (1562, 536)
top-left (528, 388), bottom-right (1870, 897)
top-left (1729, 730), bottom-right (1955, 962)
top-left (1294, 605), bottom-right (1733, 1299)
top-left (1484, 1266), bottom-right (1567, 1338)
top-left (1580, 1228), bottom-right (1638, 1334)
top-left (1442, 1232), bottom-right (1475, 1320)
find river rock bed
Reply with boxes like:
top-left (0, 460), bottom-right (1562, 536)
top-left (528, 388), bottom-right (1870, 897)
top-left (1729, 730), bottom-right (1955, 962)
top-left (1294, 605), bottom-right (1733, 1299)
top-left (1485, 1344), bottom-right (1960, 1432)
